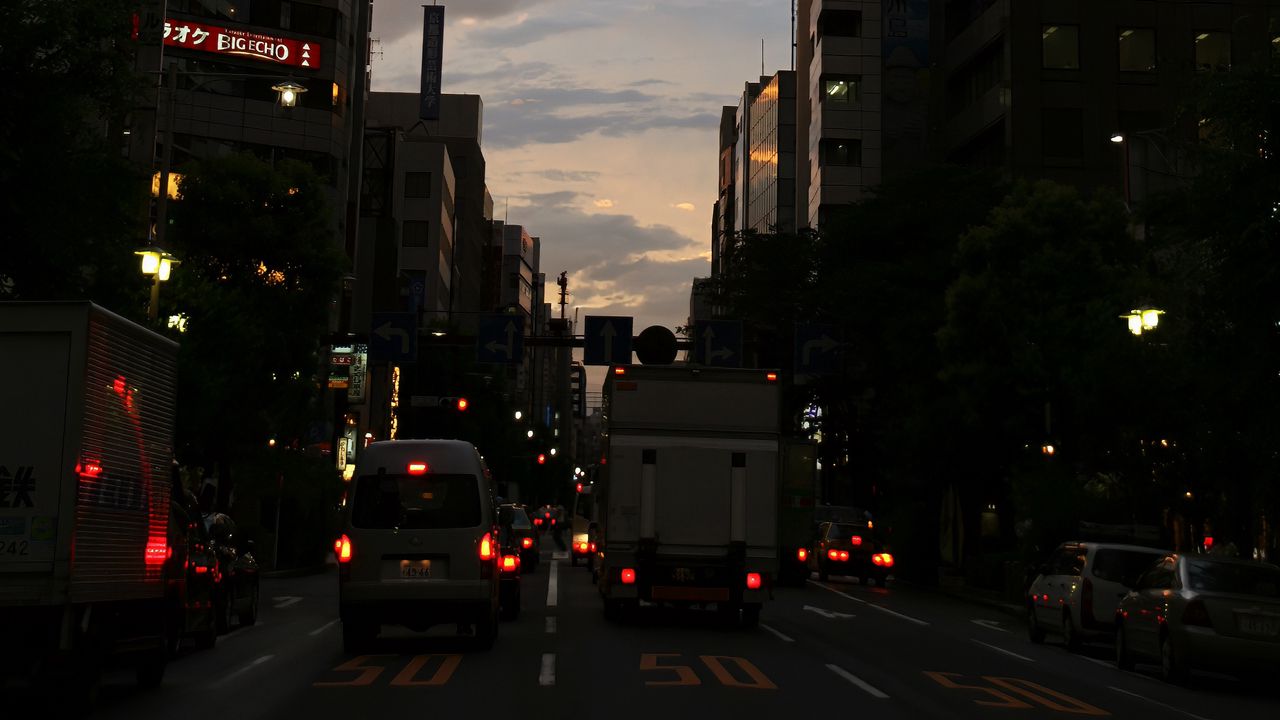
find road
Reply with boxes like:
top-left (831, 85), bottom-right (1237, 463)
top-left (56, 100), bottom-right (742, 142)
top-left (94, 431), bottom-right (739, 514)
top-left (93, 551), bottom-right (1280, 719)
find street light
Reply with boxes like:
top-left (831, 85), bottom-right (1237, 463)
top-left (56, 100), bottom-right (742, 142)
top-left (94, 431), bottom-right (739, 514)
top-left (1120, 307), bottom-right (1165, 335)
top-left (135, 247), bottom-right (180, 321)
top-left (270, 79), bottom-right (308, 108)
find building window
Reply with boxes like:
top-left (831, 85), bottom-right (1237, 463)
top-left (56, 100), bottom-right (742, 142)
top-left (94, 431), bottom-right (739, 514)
top-left (1194, 31), bottom-right (1231, 71)
top-left (823, 77), bottom-right (860, 105)
top-left (1042, 25), bottom-right (1079, 69)
top-left (402, 220), bottom-right (429, 248)
top-left (405, 172), bottom-right (432, 198)
top-left (820, 139), bottom-right (862, 167)
top-left (1118, 28), bottom-right (1156, 71)
top-left (1042, 108), bottom-right (1083, 159)
top-left (818, 10), bottom-right (862, 39)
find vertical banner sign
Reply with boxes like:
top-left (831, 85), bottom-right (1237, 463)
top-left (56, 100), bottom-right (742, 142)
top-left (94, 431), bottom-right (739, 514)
top-left (420, 6), bottom-right (445, 120)
top-left (347, 344), bottom-right (368, 402)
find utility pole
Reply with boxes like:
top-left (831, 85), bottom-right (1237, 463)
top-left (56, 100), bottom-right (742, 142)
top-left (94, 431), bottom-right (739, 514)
top-left (557, 271), bottom-right (568, 319)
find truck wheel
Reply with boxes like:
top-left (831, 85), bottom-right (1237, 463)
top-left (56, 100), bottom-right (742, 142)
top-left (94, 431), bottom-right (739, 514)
top-left (135, 651), bottom-right (167, 689)
top-left (741, 604), bottom-right (761, 629)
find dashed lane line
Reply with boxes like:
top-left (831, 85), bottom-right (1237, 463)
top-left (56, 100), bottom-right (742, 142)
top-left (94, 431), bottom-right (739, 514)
top-left (826, 664), bottom-right (890, 699)
top-left (759, 623), bottom-right (795, 642)
top-left (971, 638), bottom-right (1035, 662)
top-left (539, 653), bottom-right (556, 686)
top-left (308, 620), bottom-right (337, 636)
top-left (546, 616), bottom-right (557, 634)
top-left (547, 559), bottom-right (559, 607)
top-left (211, 655), bottom-right (275, 688)
top-left (1109, 686), bottom-right (1213, 720)
top-left (808, 580), bottom-right (930, 626)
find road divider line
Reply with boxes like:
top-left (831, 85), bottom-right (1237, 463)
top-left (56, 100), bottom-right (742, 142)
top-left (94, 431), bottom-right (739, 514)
top-left (809, 580), bottom-right (930, 626)
top-left (211, 655), bottom-right (275, 688)
top-left (759, 623), bottom-right (795, 642)
top-left (826, 664), bottom-right (889, 699)
top-left (539, 653), bottom-right (556, 686)
top-left (1108, 686), bottom-right (1213, 720)
top-left (971, 639), bottom-right (1035, 662)
top-left (547, 560), bottom-right (559, 607)
top-left (971, 619), bottom-right (1008, 633)
top-left (272, 596), bottom-right (303, 609)
top-left (552, 550), bottom-right (569, 560)
top-left (308, 620), bottom-right (337, 636)
top-left (546, 616), bottom-right (557, 634)
top-left (1080, 656), bottom-right (1111, 668)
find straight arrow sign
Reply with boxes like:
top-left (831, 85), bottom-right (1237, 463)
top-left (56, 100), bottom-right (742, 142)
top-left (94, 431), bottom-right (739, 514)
top-left (803, 605), bottom-right (855, 619)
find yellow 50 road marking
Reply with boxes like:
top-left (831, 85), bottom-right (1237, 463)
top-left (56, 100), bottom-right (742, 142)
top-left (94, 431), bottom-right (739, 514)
top-left (924, 671), bottom-right (1108, 715)
top-left (640, 653), bottom-right (776, 689)
top-left (315, 654), bottom-right (462, 688)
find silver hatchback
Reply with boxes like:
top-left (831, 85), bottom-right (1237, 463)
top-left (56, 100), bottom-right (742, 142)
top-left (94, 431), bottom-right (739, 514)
top-left (336, 440), bottom-right (500, 652)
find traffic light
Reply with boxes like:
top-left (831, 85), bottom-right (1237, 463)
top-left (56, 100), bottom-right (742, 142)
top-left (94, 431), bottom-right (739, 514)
top-left (439, 396), bottom-right (469, 411)
top-left (537, 453), bottom-right (547, 465)
top-left (576, 482), bottom-right (583, 493)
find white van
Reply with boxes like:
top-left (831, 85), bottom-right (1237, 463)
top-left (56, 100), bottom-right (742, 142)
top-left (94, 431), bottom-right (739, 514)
top-left (336, 440), bottom-right (500, 651)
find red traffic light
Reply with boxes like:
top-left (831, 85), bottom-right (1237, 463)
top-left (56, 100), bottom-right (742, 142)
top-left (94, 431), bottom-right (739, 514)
top-left (576, 482), bottom-right (583, 493)
top-left (537, 453), bottom-right (546, 465)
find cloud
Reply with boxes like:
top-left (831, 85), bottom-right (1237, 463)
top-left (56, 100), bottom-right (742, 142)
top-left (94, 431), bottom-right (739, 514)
top-left (673, 202), bottom-right (696, 211)
top-left (483, 95), bottom-right (719, 147)
top-left (469, 15), bottom-right (608, 48)
top-left (522, 169), bottom-right (601, 182)
top-left (593, 199), bottom-right (615, 208)
top-left (372, 0), bottom-right (552, 36)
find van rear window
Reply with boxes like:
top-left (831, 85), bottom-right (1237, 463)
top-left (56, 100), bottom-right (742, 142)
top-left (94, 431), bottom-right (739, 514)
top-left (351, 473), bottom-right (481, 529)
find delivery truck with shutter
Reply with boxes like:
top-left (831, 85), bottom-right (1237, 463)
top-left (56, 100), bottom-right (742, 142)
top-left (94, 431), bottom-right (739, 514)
top-left (595, 364), bottom-right (781, 626)
top-left (0, 302), bottom-right (178, 707)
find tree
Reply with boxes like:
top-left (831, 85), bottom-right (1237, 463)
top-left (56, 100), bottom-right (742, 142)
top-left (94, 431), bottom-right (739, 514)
top-left (165, 152), bottom-right (345, 506)
top-left (0, 1), bottom-right (150, 313)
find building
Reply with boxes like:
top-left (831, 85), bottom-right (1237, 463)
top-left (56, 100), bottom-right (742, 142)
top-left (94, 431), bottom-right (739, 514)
top-left (747, 71), bottom-right (799, 236)
top-left (711, 107), bottom-right (737, 278)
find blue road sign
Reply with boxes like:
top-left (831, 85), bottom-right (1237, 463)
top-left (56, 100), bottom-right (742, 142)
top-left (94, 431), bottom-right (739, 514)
top-left (477, 314), bottom-right (525, 364)
top-left (583, 315), bottom-right (633, 366)
top-left (693, 320), bottom-right (742, 367)
top-left (795, 323), bottom-right (841, 376)
top-left (369, 312), bottom-right (417, 363)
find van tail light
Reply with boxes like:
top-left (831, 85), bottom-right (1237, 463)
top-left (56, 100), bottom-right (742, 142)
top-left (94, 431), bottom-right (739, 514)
top-left (1081, 576), bottom-right (1095, 624)
top-left (746, 572), bottom-right (762, 590)
top-left (501, 555), bottom-right (520, 573)
top-left (589, 542), bottom-right (597, 553)
top-left (1182, 598), bottom-right (1212, 628)
top-left (621, 567), bottom-right (636, 584)
top-left (871, 553), bottom-right (894, 568)
top-left (336, 534), bottom-right (353, 562)
top-left (797, 547), bottom-right (808, 562)
top-left (522, 537), bottom-right (534, 549)
top-left (479, 532), bottom-right (495, 561)
top-left (576, 541), bottom-right (589, 553)
top-left (851, 536), bottom-right (863, 546)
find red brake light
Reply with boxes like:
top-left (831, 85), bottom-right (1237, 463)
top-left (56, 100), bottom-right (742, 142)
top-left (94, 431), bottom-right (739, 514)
top-left (621, 567), bottom-right (636, 584)
top-left (851, 535), bottom-right (863, 546)
top-left (456, 398), bottom-right (468, 411)
top-left (746, 572), bottom-right (762, 589)
top-left (765, 372), bottom-right (778, 382)
top-left (337, 534), bottom-right (352, 562)
top-left (828, 549), bottom-right (840, 561)
top-left (1203, 536), bottom-right (1214, 550)
top-left (798, 548), bottom-right (808, 561)
top-left (872, 553), bottom-right (894, 568)
top-left (145, 537), bottom-right (167, 565)
top-left (501, 555), bottom-right (519, 572)
top-left (522, 537), bottom-right (534, 549)
top-left (407, 462), bottom-right (428, 475)
top-left (479, 532), bottom-right (494, 561)
top-left (194, 564), bottom-right (208, 574)
top-left (589, 542), bottom-right (597, 552)
top-left (1182, 599), bottom-right (1212, 627)
top-left (577, 541), bottom-right (588, 553)
top-left (839, 550), bottom-right (849, 561)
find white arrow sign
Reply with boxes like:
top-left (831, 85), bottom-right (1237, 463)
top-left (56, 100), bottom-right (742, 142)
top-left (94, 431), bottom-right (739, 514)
top-left (702, 326), bottom-right (734, 363)
top-left (374, 321), bottom-right (409, 353)
top-left (484, 321), bottom-right (517, 359)
top-left (803, 605), bottom-right (855, 619)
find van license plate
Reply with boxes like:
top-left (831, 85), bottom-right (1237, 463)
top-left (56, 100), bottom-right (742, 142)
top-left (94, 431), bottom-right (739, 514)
top-left (1237, 612), bottom-right (1280, 637)
top-left (400, 560), bottom-right (431, 579)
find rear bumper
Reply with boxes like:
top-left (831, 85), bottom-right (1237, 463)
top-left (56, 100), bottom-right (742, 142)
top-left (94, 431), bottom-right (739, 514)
top-left (340, 579), bottom-right (493, 604)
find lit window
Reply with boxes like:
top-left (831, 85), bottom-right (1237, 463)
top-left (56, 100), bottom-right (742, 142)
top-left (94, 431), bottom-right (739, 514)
top-left (821, 139), bottom-right (862, 167)
top-left (1194, 31), bottom-right (1231, 71)
top-left (1042, 25), bottom-right (1080, 69)
top-left (823, 78), bottom-right (859, 105)
top-left (1118, 28), bottom-right (1156, 71)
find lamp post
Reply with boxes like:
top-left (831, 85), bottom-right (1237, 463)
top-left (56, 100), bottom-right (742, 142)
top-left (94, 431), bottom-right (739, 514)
top-left (1120, 307), bottom-right (1164, 336)
top-left (136, 247), bottom-right (180, 321)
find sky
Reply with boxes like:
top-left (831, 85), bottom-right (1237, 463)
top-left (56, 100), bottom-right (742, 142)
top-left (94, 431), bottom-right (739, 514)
top-left (369, 0), bottom-right (797, 334)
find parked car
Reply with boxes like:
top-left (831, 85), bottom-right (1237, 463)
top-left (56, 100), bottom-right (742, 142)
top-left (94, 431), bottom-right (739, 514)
top-left (337, 439), bottom-right (501, 652)
top-left (809, 521), bottom-right (894, 586)
top-left (164, 493), bottom-right (218, 653)
top-left (1026, 541), bottom-right (1167, 650)
top-left (499, 504), bottom-right (540, 571)
top-left (204, 512), bottom-right (260, 633)
top-left (1115, 554), bottom-right (1280, 684)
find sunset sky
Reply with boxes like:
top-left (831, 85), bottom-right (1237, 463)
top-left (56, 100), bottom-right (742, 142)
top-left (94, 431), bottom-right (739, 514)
top-left (370, 0), bottom-right (796, 333)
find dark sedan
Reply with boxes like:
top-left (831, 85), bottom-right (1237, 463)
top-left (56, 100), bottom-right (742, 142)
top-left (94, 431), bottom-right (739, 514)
top-left (499, 504), bottom-right (540, 571)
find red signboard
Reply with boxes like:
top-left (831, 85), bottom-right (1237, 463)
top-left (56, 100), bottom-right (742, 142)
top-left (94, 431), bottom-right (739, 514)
top-left (163, 18), bottom-right (320, 69)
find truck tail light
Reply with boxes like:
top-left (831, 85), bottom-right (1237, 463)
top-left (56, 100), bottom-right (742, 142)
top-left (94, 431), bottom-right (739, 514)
top-left (746, 572), bottom-right (762, 589)
top-left (522, 537), bottom-right (534, 549)
top-left (797, 547), bottom-right (808, 562)
top-left (576, 541), bottom-right (589, 553)
top-left (872, 553), bottom-right (894, 568)
top-left (479, 532), bottom-right (495, 561)
top-left (621, 567), bottom-right (636, 584)
top-left (336, 534), bottom-right (353, 562)
top-left (145, 537), bottom-right (167, 565)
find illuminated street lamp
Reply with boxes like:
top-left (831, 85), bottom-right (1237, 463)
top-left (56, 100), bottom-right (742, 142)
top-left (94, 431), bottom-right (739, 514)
top-left (270, 79), bottom-right (308, 108)
top-left (1120, 307), bottom-right (1164, 335)
top-left (135, 247), bottom-right (180, 321)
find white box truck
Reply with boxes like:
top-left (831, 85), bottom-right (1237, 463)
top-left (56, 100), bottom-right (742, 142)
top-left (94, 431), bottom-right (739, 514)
top-left (0, 302), bottom-right (178, 707)
top-left (595, 364), bottom-right (781, 626)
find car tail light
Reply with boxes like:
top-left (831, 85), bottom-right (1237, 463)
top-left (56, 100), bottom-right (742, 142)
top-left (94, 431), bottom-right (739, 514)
top-left (872, 553), bottom-right (894, 568)
top-left (501, 555), bottom-right (520, 572)
top-left (621, 567), bottom-right (636, 584)
top-left (336, 534), bottom-right (352, 562)
top-left (746, 572), bottom-right (762, 589)
top-left (765, 372), bottom-right (778, 382)
top-left (1203, 536), bottom-right (1214, 550)
top-left (1081, 576), bottom-right (1095, 624)
top-left (479, 532), bottom-right (495, 561)
top-left (407, 462), bottom-right (428, 475)
top-left (589, 542), bottom-right (597, 552)
top-left (194, 564), bottom-right (208, 574)
top-left (1182, 599), bottom-right (1212, 628)
top-left (522, 537), bottom-right (534, 549)
top-left (839, 550), bottom-right (849, 561)
top-left (828, 549), bottom-right (839, 561)
top-left (851, 535), bottom-right (863, 546)
top-left (797, 548), bottom-right (808, 562)
top-left (577, 541), bottom-right (589, 553)
top-left (550, 518), bottom-right (556, 526)
top-left (534, 517), bottom-right (542, 526)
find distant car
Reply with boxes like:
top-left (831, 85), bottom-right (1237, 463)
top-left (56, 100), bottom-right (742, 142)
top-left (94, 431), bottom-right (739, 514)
top-left (1115, 554), bottom-right (1280, 684)
top-left (1026, 541), bottom-right (1167, 650)
top-left (499, 504), bottom-right (539, 571)
top-left (164, 494), bottom-right (218, 653)
top-left (810, 521), bottom-right (894, 586)
top-left (204, 512), bottom-right (260, 634)
top-left (496, 514), bottom-right (523, 621)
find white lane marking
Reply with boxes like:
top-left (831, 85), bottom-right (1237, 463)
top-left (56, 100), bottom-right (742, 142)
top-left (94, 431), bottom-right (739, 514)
top-left (545, 616), bottom-right (557, 634)
top-left (826, 664), bottom-right (890, 699)
top-left (547, 559), bottom-right (559, 607)
top-left (1081, 656), bottom-right (1111, 668)
top-left (1108, 686), bottom-right (1213, 720)
top-left (211, 655), bottom-right (275, 688)
top-left (308, 620), bottom-right (337, 636)
top-left (759, 623), bottom-right (795, 642)
top-left (808, 580), bottom-right (930, 626)
top-left (539, 653), bottom-right (556, 686)
top-left (803, 604), bottom-right (856, 619)
top-left (971, 619), bottom-right (1008, 632)
top-left (552, 551), bottom-right (569, 560)
top-left (272, 596), bottom-right (303, 609)
top-left (971, 639), bottom-right (1036, 662)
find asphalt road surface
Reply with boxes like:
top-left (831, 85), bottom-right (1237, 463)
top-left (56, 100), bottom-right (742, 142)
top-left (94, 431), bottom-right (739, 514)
top-left (92, 551), bottom-right (1280, 719)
